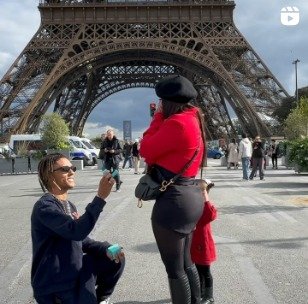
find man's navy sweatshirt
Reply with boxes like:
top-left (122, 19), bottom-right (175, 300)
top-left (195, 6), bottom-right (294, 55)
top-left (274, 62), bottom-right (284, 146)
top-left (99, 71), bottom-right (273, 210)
top-left (31, 193), bottom-right (111, 297)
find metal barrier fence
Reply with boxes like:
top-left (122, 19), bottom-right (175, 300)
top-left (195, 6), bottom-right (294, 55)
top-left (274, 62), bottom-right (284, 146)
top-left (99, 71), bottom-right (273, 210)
top-left (0, 157), bottom-right (40, 174)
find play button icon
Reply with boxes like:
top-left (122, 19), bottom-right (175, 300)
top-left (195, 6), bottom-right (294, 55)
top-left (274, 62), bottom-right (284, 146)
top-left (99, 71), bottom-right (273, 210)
top-left (281, 7), bottom-right (300, 26)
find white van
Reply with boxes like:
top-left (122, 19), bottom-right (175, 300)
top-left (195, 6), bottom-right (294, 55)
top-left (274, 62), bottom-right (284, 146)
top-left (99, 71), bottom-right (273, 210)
top-left (9, 134), bottom-right (93, 166)
top-left (0, 143), bottom-right (14, 158)
top-left (80, 137), bottom-right (100, 164)
top-left (68, 136), bottom-right (95, 165)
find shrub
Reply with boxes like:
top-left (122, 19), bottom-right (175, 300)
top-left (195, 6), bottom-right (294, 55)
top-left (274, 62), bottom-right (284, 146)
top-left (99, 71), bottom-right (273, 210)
top-left (287, 138), bottom-right (308, 169)
top-left (40, 113), bottom-right (70, 150)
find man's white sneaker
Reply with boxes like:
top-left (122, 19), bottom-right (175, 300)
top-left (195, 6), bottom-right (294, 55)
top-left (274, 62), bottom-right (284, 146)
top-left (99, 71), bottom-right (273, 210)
top-left (99, 297), bottom-right (113, 304)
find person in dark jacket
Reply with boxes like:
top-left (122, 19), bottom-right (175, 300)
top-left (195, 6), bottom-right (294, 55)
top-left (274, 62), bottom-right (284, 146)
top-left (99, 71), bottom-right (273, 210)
top-left (31, 153), bottom-right (125, 304)
top-left (122, 140), bottom-right (133, 169)
top-left (101, 129), bottom-right (123, 192)
top-left (270, 139), bottom-right (280, 169)
top-left (140, 75), bottom-right (206, 304)
top-left (249, 136), bottom-right (265, 180)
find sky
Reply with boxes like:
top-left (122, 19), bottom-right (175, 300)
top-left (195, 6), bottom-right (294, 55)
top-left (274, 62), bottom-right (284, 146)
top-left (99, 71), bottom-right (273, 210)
top-left (0, 0), bottom-right (307, 139)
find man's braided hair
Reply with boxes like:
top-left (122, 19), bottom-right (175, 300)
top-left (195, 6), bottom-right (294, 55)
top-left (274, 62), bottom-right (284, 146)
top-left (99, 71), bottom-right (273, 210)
top-left (38, 153), bottom-right (67, 192)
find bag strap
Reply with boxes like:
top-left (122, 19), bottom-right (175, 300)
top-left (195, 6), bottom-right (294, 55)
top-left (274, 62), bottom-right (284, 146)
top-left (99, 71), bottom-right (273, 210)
top-left (159, 145), bottom-right (200, 191)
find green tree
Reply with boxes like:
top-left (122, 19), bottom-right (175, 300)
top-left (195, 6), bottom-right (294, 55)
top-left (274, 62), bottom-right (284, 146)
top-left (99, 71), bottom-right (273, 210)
top-left (284, 97), bottom-right (308, 140)
top-left (40, 113), bottom-right (70, 150)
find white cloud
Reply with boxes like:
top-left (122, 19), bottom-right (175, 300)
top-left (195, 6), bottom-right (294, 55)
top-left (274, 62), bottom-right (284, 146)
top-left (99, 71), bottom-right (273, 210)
top-left (0, 0), bottom-right (40, 75)
top-left (83, 121), bottom-right (145, 140)
top-left (0, 52), bottom-right (15, 74)
top-left (83, 123), bottom-right (120, 139)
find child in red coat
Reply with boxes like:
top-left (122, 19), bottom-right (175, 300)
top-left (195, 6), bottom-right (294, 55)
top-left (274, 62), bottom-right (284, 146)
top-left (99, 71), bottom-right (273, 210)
top-left (191, 179), bottom-right (217, 304)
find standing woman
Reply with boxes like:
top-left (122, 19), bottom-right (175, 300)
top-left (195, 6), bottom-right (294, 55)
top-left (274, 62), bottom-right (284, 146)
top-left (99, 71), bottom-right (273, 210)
top-left (227, 138), bottom-right (239, 169)
top-left (139, 75), bottom-right (206, 304)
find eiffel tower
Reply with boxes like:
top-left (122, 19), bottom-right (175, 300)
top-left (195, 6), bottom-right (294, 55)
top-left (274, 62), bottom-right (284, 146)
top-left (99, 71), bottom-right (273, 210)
top-left (0, 0), bottom-right (289, 142)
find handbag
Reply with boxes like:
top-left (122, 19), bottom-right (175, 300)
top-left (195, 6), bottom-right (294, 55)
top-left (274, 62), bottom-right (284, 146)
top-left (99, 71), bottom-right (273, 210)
top-left (134, 173), bottom-right (162, 202)
top-left (135, 147), bottom-right (199, 206)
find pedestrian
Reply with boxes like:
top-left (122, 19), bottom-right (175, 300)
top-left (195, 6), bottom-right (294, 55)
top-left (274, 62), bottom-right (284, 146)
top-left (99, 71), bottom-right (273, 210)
top-left (31, 153), bottom-right (125, 304)
top-left (270, 139), bottom-right (280, 169)
top-left (238, 133), bottom-right (252, 180)
top-left (139, 75), bottom-right (206, 304)
top-left (132, 138), bottom-right (141, 174)
top-left (101, 129), bottom-right (123, 192)
top-left (249, 136), bottom-right (265, 180)
top-left (191, 179), bottom-right (217, 304)
top-left (122, 140), bottom-right (133, 169)
top-left (227, 138), bottom-right (238, 169)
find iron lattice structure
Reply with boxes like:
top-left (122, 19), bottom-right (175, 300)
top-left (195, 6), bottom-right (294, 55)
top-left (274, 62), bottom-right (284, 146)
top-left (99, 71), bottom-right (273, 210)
top-left (0, 0), bottom-right (289, 141)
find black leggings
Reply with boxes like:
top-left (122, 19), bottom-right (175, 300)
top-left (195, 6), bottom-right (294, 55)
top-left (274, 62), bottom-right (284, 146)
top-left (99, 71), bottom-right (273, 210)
top-left (152, 221), bottom-right (193, 279)
top-left (196, 264), bottom-right (213, 288)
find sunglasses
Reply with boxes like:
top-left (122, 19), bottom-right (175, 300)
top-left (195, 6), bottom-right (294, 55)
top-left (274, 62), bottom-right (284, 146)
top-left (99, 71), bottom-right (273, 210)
top-left (52, 166), bottom-right (77, 173)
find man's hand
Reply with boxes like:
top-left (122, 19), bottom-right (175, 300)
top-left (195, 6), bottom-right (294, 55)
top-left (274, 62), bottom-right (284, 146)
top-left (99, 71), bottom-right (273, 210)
top-left (97, 173), bottom-right (115, 200)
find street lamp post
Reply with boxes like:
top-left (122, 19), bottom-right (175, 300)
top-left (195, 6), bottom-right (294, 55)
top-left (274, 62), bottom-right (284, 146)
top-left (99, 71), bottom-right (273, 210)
top-left (292, 59), bottom-right (300, 106)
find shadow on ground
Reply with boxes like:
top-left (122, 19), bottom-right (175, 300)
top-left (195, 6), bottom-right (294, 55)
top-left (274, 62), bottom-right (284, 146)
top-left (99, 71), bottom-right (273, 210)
top-left (133, 242), bottom-right (159, 254)
top-left (217, 236), bottom-right (308, 250)
top-left (218, 204), bottom-right (306, 215)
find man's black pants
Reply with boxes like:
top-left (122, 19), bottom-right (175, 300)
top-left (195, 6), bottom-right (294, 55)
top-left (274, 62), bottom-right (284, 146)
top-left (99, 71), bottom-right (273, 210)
top-left (34, 253), bottom-right (125, 304)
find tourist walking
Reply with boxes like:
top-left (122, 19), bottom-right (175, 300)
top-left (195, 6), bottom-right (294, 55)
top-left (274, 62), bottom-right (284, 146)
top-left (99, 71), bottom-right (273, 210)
top-left (140, 75), bottom-right (206, 304)
top-left (270, 139), bottom-right (280, 169)
top-left (122, 140), bottom-right (133, 169)
top-left (132, 139), bottom-right (141, 174)
top-left (101, 129), bottom-right (123, 192)
top-left (249, 136), bottom-right (265, 180)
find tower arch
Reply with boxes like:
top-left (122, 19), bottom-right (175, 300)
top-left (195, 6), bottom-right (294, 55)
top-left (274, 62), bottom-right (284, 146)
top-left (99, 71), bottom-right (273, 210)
top-left (0, 0), bottom-right (289, 141)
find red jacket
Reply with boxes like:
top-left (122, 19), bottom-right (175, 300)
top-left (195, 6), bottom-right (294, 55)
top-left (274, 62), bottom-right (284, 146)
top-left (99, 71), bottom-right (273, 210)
top-left (191, 201), bottom-right (217, 265)
top-left (139, 107), bottom-right (204, 177)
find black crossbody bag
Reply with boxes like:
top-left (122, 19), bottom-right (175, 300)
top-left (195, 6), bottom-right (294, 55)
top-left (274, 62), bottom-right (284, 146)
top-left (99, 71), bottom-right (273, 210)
top-left (134, 148), bottom-right (199, 206)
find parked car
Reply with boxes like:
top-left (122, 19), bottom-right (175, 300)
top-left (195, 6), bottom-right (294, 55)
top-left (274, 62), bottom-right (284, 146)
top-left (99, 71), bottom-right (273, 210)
top-left (207, 148), bottom-right (224, 159)
top-left (9, 134), bottom-right (93, 166)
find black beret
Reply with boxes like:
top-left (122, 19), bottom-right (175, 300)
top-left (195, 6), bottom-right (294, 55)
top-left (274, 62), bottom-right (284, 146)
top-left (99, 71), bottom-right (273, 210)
top-left (155, 75), bottom-right (197, 103)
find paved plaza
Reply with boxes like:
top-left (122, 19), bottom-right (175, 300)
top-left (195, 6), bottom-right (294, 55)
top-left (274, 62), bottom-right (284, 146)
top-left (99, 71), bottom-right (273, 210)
top-left (0, 159), bottom-right (307, 304)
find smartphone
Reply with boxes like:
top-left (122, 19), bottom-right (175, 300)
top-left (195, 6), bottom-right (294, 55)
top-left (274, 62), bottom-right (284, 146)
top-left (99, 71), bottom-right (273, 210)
top-left (102, 169), bottom-right (110, 177)
top-left (111, 169), bottom-right (119, 177)
top-left (107, 244), bottom-right (122, 258)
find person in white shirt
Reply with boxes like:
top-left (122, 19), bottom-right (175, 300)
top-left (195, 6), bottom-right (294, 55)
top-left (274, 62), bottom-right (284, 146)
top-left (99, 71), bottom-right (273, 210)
top-left (238, 133), bottom-right (252, 180)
